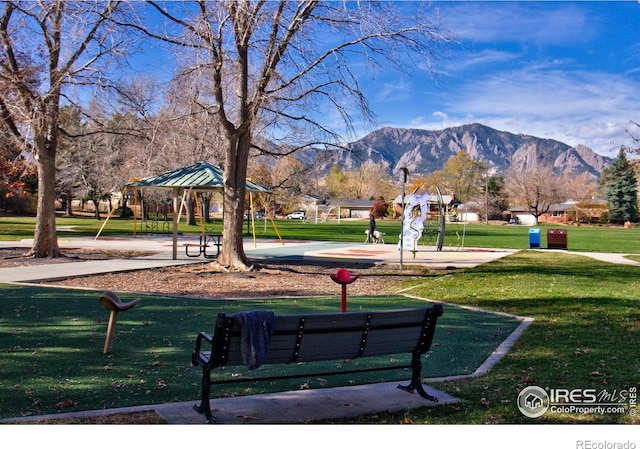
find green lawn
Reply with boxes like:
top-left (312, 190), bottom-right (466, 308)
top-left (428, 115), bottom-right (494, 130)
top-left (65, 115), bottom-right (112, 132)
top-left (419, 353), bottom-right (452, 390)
top-left (2, 214), bottom-right (640, 253)
top-left (0, 288), bottom-right (520, 420)
top-left (337, 251), bottom-right (640, 424)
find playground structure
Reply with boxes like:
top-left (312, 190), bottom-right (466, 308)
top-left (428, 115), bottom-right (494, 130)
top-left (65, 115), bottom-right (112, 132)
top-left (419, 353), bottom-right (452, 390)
top-left (398, 188), bottom-right (466, 257)
top-left (330, 268), bottom-right (360, 312)
top-left (95, 161), bottom-right (281, 259)
top-left (93, 161), bottom-right (470, 265)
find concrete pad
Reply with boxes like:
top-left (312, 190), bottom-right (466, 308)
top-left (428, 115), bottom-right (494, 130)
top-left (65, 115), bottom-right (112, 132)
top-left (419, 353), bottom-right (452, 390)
top-left (1, 381), bottom-right (458, 425)
top-left (154, 382), bottom-right (459, 424)
top-left (301, 244), bottom-right (516, 268)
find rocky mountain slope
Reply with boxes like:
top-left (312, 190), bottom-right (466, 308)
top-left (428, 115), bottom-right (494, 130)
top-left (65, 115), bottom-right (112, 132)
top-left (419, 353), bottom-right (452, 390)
top-left (321, 123), bottom-right (610, 177)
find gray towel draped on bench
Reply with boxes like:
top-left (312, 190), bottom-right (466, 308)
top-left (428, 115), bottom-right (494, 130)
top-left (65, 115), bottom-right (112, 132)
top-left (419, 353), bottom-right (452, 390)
top-left (232, 310), bottom-right (275, 370)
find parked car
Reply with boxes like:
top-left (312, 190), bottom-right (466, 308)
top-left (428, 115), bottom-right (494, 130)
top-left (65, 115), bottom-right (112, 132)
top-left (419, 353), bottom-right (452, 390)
top-left (286, 211), bottom-right (306, 220)
top-left (243, 211), bottom-right (264, 219)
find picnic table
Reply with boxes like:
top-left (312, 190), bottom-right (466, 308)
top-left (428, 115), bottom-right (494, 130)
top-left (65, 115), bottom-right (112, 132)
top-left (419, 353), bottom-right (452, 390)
top-left (185, 234), bottom-right (222, 259)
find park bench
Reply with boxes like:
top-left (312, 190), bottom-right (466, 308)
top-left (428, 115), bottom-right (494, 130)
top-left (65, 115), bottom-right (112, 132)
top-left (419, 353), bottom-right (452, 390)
top-left (185, 233), bottom-right (222, 259)
top-left (191, 304), bottom-right (443, 423)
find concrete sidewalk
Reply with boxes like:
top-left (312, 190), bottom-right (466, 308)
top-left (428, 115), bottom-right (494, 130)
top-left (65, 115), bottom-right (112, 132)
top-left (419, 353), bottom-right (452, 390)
top-left (3, 235), bottom-right (636, 285)
top-left (0, 235), bottom-right (518, 284)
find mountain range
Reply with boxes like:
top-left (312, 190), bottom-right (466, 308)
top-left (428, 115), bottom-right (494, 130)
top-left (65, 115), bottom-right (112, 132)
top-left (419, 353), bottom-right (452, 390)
top-left (318, 123), bottom-right (611, 178)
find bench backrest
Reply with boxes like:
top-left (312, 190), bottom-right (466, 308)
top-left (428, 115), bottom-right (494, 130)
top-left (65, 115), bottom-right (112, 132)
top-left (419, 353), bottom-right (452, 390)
top-left (208, 305), bottom-right (443, 368)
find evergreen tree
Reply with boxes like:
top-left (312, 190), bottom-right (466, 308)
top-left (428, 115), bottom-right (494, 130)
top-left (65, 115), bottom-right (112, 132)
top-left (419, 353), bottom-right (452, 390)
top-left (487, 176), bottom-right (510, 220)
top-left (601, 148), bottom-right (639, 224)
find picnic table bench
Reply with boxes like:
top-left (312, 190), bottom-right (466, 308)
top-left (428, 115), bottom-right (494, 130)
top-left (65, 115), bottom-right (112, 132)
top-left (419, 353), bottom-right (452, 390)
top-left (185, 233), bottom-right (222, 259)
top-left (191, 304), bottom-right (443, 423)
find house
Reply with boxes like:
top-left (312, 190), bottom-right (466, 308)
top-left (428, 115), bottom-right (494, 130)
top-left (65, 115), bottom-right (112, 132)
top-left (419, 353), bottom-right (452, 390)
top-left (508, 199), bottom-right (608, 225)
top-left (327, 199), bottom-right (375, 219)
top-left (289, 195), bottom-right (374, 222)
top-left (455, 202), bottom-right (481, 222)
top-left (315, 199), bottom-right (374, 222)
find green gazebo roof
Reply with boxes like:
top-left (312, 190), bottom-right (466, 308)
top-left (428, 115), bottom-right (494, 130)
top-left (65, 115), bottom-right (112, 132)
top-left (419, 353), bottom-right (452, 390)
top-left (126, 161), bottom-right (273, 193)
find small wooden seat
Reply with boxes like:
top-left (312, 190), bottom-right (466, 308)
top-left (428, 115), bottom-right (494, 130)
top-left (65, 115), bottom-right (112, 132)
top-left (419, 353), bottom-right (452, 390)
top-left (99, 291), bottom-right (141, 354)
top-left (99, 290), bottom-right (141, 312)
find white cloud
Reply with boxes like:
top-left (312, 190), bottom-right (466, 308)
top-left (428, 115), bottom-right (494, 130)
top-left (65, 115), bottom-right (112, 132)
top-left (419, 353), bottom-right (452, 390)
top-left (442, 2), bottom-right (597, 46)
top-left (445, 49), bottom-right (519, 71)
top-left (373, 79), bottom-right (413, 103)
top-left (386, 57), bottom-right (633, 155)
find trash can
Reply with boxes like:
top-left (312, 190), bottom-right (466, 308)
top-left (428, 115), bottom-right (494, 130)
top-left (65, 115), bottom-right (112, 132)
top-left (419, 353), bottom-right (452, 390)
top-left (529, 228), bottom-right (540, 249)
top-left (547, 228), bottom-right (567, 249)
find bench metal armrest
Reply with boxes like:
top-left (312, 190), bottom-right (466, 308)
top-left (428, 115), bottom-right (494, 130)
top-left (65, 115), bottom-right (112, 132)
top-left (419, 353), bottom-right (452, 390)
top-left (192, 331), bottom-right (213, 365)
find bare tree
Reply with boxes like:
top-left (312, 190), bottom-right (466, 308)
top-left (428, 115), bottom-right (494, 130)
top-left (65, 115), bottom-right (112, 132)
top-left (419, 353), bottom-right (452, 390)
top-left (71, 71), bottom-right (228, 225)
top-left (59, 106), bottom-right (140, 219)
top-left (133, 1), bottom-right (454, 270)
top-left (249, 157), bottom-right (319, 212)
top-left (505, 164), bottom-right (566, 225)
top-left (0, 1), bottom-right (126, 257)
top-left (625, 120), bottom-right (640, 155)
top-left (624, 120), bottom-right (640, 183)
top-left (324, 161), bottom-right (393, 200)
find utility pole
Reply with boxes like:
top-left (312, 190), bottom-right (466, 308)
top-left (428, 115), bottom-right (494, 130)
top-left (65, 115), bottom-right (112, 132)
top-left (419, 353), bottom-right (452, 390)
top-left (485, 172), bottom-right (489, 225)
top-left (399, 167), bottom-right (409, 270)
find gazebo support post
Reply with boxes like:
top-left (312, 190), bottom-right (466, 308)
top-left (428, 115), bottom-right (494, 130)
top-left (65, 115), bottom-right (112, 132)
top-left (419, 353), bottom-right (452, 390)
top-left (172, 188), bottom-right (180, 260)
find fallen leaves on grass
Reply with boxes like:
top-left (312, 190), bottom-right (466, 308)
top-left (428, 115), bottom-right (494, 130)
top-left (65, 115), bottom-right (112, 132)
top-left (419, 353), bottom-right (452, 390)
top-left (400, 413), bottom-right (414, 424)
top-left (55, 399), bottom-right (76, 410)
top-left (13, 411), bottom-right (166, 424)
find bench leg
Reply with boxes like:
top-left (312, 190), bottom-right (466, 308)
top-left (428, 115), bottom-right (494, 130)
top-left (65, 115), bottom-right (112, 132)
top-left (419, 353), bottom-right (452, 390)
top-left (397, 353), bottom-right (439, 403)
top-left (193, 369), bottom-right (216, 423)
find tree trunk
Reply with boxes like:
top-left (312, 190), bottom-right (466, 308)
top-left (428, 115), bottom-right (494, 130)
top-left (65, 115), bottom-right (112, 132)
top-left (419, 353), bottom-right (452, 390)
top-left (201, 192), bottom-right (212, 223)
top-left (30, 142), bottom-right (61, 258)
top-left (187, 195), bottom-right (196, 226)
top-left (91, 198), bottom-right (101, 220)
top-left (216, 132), bottom-right (251, 270)
top-left (65, 191), bottom-right (73, 216)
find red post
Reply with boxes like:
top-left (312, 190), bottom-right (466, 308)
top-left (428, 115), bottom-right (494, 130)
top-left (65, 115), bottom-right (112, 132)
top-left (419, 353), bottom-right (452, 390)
top-left (330, 269), bottom-right (360, 313)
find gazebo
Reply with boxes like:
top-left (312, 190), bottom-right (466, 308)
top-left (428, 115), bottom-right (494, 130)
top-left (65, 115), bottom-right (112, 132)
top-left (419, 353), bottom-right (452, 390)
top-left (97, 161), bottom-right (275, 259)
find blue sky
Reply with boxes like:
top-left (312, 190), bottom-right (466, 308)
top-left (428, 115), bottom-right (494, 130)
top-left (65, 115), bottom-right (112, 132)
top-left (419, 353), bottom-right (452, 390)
top-left (130, 1), bottom-right (638, 158)
top-left (357, 1), bottom-right (640, 157)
